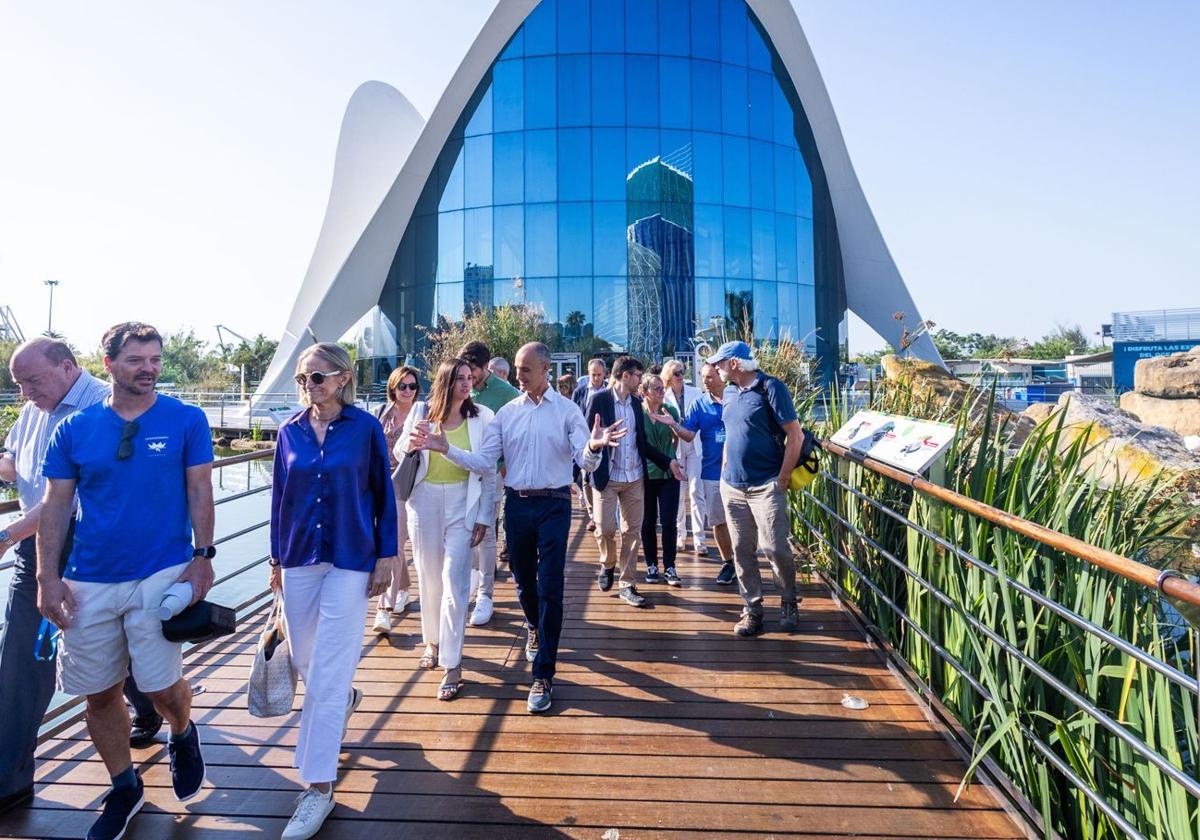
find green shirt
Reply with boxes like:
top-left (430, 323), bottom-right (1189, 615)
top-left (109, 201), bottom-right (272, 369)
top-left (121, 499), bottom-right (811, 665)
top-left (471, 371), bottom-right (521, 413)
top-left (643, 403), bottom-right (679, 481)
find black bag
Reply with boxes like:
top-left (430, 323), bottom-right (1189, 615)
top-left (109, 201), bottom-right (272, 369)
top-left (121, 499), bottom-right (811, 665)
top-left (161, 600), bottom-right (238, 644)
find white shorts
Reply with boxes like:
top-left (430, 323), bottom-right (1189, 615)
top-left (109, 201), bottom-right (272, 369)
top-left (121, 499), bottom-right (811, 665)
top-left (702, 479), bottom-right (727, 527)
top-left (58, 561), bottom-right (190, 697)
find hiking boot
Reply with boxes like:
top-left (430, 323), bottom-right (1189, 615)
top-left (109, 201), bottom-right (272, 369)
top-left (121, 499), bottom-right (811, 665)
top-left (733, 613), bottom-right (764, 637)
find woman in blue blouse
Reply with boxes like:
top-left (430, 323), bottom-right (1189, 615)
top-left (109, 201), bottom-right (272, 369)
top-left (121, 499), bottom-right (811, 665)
top-left (268, 343), bottom-right (397, 840)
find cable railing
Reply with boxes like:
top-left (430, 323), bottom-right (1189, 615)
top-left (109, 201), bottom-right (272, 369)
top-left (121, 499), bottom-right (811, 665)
top-left (796, 438), bottom-right (1200, 840)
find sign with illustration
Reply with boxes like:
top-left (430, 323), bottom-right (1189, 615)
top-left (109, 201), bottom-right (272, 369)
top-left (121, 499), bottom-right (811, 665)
top-left (829, 410), bottom-right (957, 475)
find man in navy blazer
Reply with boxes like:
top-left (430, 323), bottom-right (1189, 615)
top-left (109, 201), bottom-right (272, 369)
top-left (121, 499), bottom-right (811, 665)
top-left (585, 356), bottom-right (682, 607)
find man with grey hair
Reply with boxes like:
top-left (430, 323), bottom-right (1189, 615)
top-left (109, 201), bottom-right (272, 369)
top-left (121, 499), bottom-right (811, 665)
top-left (0, 337), bottom-right (109, 813)
top-left (487, 356), bottom-right (510, 381)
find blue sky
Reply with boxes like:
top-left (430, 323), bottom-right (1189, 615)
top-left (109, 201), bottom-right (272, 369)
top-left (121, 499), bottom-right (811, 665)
top-left (0, 1), bottom-right (1195, 355)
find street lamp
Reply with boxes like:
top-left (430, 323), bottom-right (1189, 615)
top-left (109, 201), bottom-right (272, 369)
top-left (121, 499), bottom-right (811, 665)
top-left (43, 280), bottom-right (60, 336)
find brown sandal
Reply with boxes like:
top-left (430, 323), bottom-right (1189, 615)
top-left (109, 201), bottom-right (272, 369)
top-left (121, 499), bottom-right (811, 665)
top-left (437, 667), bottom-right (462, 701)
top-left (418, 645), bottom-right (438, 669)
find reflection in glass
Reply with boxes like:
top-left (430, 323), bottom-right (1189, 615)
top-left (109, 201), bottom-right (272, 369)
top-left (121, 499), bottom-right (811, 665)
top-left (525, 203), bottom-right (558, 277)
top-left (593, 201), bottom-right (628, 275)
top-left (559, 202), bottom-right (593, 276)
top-left (753, 280), bottom-right (777, 339)
top-left (465, 207), bottom-right (493, 275)
top-left (525, 277), bottom-right (559, 322)
top-left (726, 278), bottom-right (753, 337)
top-left (438, 146), bottom-right (465, 213)
top-left (437, 211), bottom-right (464, 282)
top-left (751, 209), bottom-right (774, 281)
top-left (494, 204), bottom-right (523, 278)
top-left (437, 282), bottom-right (464, 324)
top-left (593, 276), bottom-right (628, 349)
top-left (465, 135), bottom-right (492, 208)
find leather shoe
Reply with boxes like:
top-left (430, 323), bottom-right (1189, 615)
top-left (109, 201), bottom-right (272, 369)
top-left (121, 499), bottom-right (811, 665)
top-left (130, 713), bottom-right (164, 748)
top-left (597, 567), bottom-right (615, 592)
top-left (0, 786), bottom-right (33, 815)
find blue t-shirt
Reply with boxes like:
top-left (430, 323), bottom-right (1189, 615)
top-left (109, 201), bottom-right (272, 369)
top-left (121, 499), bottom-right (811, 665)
top-left (42, 395), bottom-right (214, 583)
top-left (681, 393), bottom-right (726, 481)
top-left (720, 372), bottom-right (797, 488)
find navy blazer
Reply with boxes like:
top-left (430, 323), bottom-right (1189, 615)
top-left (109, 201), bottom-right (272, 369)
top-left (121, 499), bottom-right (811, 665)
top-left (572, 380), bottom-right (605, 413)
top-left (584, 388), bottom-right (673, 491)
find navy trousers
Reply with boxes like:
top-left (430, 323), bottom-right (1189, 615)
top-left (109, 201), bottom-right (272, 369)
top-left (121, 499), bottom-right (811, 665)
top-left (504, 493), bottom-right (569, 681)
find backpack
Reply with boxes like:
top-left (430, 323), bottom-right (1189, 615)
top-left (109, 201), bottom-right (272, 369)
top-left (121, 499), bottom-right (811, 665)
top-left (749, 375), bottom-right (822, 491)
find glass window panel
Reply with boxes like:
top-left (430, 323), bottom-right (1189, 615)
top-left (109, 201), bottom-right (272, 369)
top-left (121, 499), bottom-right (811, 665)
top-left (558, 202), bottom-right (593, 276)
top-left (593, 276), bottom-right (628, 349)
top-left (524, 129), bottom-right (557, 203)
top-left (749, 139), bottom-right (774, 210)
top-left (626, 127), bottom-right (659, 195)
top-left (724, 206), bottom-right (751, 278)
top-left (725, 278), bottom-right (753, 334)
top-left (772, 78), bottom-right (794, 147)
top-left (495, 277), bottom-right (524, 308)
top-left (492, 131), bottom-right (523, 205)
top-left (558, 54), bottom-right (591, 127)
top-left (748, 71), bottom-right (773, 140)
top-left (692, 130), bottom-right (722, 204)
top-left (413, 214), bottom-right (437, 287)
top-left (625, 55), bottom-right (659, 127)
top-left (437, 146), bottom-right (464, 213)
top-left (796, 150), bottom-right (814, 218)
top-left (492, 60), bottom-right (523, 133)
top-left (754, 280), bottom-right (778, 339)
top-left (658, 0), bottom-right (690, 56)
top-left (797, 283), bottom-right (817, 347)
top-left (774, 211), bottom-right (796, 283)
top-left (721, 63), bottom-right (748, 136)
top-left (625, 0), bottom-right (658, 54)
top-left (592, 128), bottom-right (626, 200)
top-left (747, 16), bottom-right (773, 71)
top-left (524, 56), bottom-right (557, 130)
top-left (560, 277), bottom-right (593, 342)
top-left (773, 144), bottom-right (795, 214)
top-left (722, 134), bottom-right (749, 207)
top-left (693, 203), bottom-right (723, 277)
top-left (557, 128), bottom-right (591, 201)
top-left (525, 203), bottom-right (557, 277)
top-left (796, 216), bottom-right (815, 284)
top-left (524, 0), bottom-right (556, 56)
top-left (465, 84), bottom-right (492, 137)
top-left (464, 265), bottom-right (494, 314)
top-left (437, 210), bottom-right (464, 282)
top-left (592, 201), bottom-right (628, 275)
top-left (592, 55), bottom-right (625, 125)
top-left (525, 277), bottom-right (559, 322)
top-left (719, 0), bottom-right (748, 65)
top-left (659, 57), bottom-right (691, 130)
top-left (557, 0), bottom-right (589, 53)
top-left (500, 28), bottom-right (523, 60)
top-left (464, 207), bottom-right (493, 275)
top-left (690, 0), bottom-right (719, 60)
top-left (690, 60), bottom-right (721, 133)
top-left (751, 209), bottom-right (774, 280)
top-left (437, 282), bottom-right (464, 324)
top-left (777, 282), bottom-right (799, 339)
top-left (494, 204), bottom-right (523, 278)
top-left (464, 134), bottom-right (492, 208)
top-left (592, 0), bottom-right (624, 52)
top-left (660, 128), bottom-right (692, 177)
top-left (695, 277), bottom-right (723, 330)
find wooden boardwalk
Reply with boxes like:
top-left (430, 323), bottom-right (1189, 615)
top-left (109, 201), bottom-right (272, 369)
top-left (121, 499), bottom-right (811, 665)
top-left (4, 510), bottom-right (1025, 838)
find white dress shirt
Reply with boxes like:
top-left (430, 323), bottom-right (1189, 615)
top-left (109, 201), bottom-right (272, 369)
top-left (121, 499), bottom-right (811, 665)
top-left (608, 390), bottom-right (643, 483)
top-left (444, 388), bottom-right (601, 490)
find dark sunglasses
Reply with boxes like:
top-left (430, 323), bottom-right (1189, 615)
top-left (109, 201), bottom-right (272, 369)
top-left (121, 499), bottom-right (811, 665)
top-left (116, 421), bottom-right (140, 461)
top-left (395, 382), bottom-right (419, 392)
top-left (294, 370), bottom-right (343, 387)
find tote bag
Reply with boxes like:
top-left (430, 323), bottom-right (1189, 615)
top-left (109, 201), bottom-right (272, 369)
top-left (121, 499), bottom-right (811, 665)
top-left (247, 594), bottom-right (297, 718)
top-left (392, 401), bottom-right (427, 502)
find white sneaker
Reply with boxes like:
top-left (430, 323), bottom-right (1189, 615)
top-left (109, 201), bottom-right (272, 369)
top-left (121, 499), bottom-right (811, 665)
top-left (372, 609), bottom-right (392, 635)
top-left (281, 786), bottom-right (335, 840)
top-left (391, 590), bottom-right (410, 615)
top-left (469, 595), bottom-right (494, 626)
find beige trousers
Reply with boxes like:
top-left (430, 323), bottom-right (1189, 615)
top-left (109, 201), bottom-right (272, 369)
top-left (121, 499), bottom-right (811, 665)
top-left (595, 478), bottom-right (645, 588)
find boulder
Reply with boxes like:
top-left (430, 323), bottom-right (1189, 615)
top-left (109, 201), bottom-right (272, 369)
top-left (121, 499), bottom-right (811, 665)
top-left (1119, 392), bottom-right (1200, 437)
top-left (879, 354), bottom-right (1016, 425)
top-left (1134, 345), bottom-right (1200, 398)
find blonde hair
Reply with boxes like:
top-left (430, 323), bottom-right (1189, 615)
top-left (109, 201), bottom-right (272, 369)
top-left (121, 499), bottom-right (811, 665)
top-left (660, 359), bottom-right (685, 386)
top-left (296, 342), bottom-right (355, 406)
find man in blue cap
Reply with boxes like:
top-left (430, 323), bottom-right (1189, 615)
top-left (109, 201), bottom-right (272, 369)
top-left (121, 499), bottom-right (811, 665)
top-left (706, 341), bottom-right (804, 636)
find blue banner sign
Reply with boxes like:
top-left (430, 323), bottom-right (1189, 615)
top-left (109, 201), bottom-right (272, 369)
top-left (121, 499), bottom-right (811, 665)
top-left (1113, 340), bottom-right (1200, 393)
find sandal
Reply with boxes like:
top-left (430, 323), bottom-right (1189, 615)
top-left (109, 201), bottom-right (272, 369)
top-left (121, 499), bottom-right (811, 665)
top-left (437, 667), bottom-right (462, 701)
top-left (418, 645), bottom-right (438, 670)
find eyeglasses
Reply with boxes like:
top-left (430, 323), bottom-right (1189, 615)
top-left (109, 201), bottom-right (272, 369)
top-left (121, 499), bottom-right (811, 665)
top-left (395, 382), bottom-right (419, 392)
top-left (294, 370), bottom-right (343, 387)
top-left (671, 371), bottom-right (683, 378)
top-left (116, 420), bottom-right (139, 461)
top-left (647, 386), bottom-right (665, 393)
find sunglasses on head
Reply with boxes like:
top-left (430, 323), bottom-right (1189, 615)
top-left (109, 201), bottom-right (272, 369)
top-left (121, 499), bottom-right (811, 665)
top-left (294, 370), bottom-right (343, 387)
top-left (395, 382), bottom-right (418, 392)
top-left (116, 420), bottom-right (140, 461)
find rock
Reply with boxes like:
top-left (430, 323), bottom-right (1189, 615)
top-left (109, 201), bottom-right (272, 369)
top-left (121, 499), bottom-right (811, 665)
top-left (1119, 392), bottom-right (1200, 437)
top-left (1134, 345), bottom-right (1200, 399)
top-left (879, 354), bottom-right (1016, 426)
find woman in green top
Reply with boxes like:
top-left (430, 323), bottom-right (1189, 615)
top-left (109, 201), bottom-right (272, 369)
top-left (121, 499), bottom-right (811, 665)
top-left (640, 373), bottom-right (683, 586)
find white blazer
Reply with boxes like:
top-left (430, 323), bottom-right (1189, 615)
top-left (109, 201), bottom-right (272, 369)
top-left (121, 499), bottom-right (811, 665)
top-left (664, 383), bottom-right (704, 461)
top-left (395, 401), bottom-right (497, 528)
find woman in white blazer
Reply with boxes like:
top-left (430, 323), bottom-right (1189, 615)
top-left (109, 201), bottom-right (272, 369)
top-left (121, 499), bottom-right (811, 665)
top-left (661, 359), bottom-right (706, 556)
top-left (396, 358), bottom-right (496, 700)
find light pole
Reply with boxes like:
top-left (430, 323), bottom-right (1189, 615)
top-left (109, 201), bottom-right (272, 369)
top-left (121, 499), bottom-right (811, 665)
top-left (44, 280), bottom-right (60, 335)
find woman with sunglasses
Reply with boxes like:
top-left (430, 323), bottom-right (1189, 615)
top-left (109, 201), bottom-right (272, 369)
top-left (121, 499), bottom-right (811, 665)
top-left (639, 373), bottom-right (683, 586)
top-left (398, 358), bottom-right (495, 701)
top-left (370, 365), bottom-right (421, 635)
top-left (660, 359), bottom-right (707, 558)
top-left (268, 342), bottom-right (397, 840)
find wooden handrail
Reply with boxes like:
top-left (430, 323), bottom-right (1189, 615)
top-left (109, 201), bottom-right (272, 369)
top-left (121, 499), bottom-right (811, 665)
top-left (822, 439), bottom-right (1200, 609)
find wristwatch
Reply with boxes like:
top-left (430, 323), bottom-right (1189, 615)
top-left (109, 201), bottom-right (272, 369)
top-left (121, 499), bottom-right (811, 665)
top-left (0, 529), bottom-right (12, 549)
top-left (193, 546), bottom-right (217, 559)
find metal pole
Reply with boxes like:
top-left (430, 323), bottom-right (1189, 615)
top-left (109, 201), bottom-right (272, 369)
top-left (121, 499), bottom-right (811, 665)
top-left (44, 280), bottom-right (60, 334)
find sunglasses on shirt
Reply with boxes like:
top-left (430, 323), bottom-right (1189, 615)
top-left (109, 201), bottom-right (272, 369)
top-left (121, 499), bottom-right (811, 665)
top-left (294, 370), bottom-right (343, 387)
top-left (116, 421), bottom-right (140, 461)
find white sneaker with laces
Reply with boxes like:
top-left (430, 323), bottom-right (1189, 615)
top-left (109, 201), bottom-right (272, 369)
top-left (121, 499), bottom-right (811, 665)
top-left (391, 590), bottom-right (411, 614)
top-left (281, 786), bottom-right (335, 840)
top-left (372, 609), bottom-right (392, 635)
top-left (469, 594), bottom-right (494, 626)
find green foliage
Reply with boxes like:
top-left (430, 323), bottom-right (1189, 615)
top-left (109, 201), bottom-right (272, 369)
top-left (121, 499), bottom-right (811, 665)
top-left (0, 340), bottom-right (16, 390)
top-left (222, 334), bottom-right (279, 384)
top-left (161, 329), bottom-right (229, 387)
top-left (930, 324), bottom-right (1100, 361)
top-left (0, 404), bottom-right (18, 444)
top-left (1024, 323), bottom-right (1095, 360)
top-left (420, 303), bottom-right (549, 378)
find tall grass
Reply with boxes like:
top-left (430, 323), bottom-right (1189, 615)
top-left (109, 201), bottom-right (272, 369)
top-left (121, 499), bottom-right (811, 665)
top-left (795, 384), bottom-right (1198, 839)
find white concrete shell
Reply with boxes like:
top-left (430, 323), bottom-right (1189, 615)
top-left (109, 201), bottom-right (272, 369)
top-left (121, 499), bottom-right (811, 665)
top-left (258, 0), bottom-right (938, 398)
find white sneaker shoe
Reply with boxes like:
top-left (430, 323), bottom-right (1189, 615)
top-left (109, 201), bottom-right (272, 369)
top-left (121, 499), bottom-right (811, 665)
top-left (281, 786), bottom-right (335, 840)
top-left (469, 595), bottom-right (494, 626)
top-left (372, 609), bottom-right (392, 635)
top-left (391, 590), bottom-right (410, 615)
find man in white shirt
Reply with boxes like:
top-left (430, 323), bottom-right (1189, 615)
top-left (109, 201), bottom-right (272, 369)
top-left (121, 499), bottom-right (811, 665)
top-left (412, 342), bottom-right (626, 714)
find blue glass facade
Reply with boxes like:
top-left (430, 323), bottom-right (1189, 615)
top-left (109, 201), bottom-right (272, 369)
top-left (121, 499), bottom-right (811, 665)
top-left (377, 0), bottom-right (842, 374)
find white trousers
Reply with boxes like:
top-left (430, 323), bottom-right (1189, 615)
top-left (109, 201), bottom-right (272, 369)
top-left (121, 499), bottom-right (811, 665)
top-left (378, 498), bottom-right (412, 611)
top-left (281, 563), bottom-right (369, 784)
top-left (676, 451), bottom-right (707, 549)
top-left (407, 479), bottom-right (472, 669)
top-left (470, 472), bottom-right (504, 600)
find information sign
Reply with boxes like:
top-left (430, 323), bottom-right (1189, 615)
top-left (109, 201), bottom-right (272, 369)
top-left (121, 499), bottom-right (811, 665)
top-left (829, 410), bottom-right (957, 475)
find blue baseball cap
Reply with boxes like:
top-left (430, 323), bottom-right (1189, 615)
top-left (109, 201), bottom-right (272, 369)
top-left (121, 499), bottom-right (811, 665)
top-left (706, 340), bottom-right (753, 364)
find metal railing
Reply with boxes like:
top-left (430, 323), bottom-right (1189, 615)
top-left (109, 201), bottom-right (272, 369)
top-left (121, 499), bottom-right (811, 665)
top-left (795, 439), bottom-right (1200, 839)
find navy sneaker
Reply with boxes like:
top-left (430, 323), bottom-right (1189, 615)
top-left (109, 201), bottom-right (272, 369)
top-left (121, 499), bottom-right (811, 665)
top-left (86, 778), bottom-right (144, 840)
top-left (663, 567), bottom-right (681, 587)
top-left (645, 564), bottom-right (660, 584)
top-left (598, 566), bottom-right (615, 591)
top-left (168, 721), bottom-right (205, 802)
top-left (716, 562), bottom-right (736, 585)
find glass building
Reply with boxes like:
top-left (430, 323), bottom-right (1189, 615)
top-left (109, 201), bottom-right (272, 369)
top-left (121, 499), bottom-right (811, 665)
top-left (374, 0), bottom-right (845, 381)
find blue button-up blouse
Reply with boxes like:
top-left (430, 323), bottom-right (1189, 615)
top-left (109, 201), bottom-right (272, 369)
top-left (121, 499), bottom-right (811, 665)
top-left (270, 405), bottom-right (398, 571)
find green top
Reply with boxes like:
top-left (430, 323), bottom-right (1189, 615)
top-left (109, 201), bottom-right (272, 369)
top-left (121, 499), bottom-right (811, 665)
top-left (425, 421), bottom-right (470, 484)
top-left (471, 371), bottom-right (521, 413)
top-left (643, 402), bottom-right (679, 481)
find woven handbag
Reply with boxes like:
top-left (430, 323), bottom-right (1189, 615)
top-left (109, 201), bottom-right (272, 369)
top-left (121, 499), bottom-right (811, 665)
top-left (247, 595), bottom-right (296, 718)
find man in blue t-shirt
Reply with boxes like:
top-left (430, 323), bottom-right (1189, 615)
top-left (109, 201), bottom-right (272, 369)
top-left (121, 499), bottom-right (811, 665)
top-left (37, 322), bottom-right (216, 840)
top-left (709, 341), bottom-right (804, 638)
